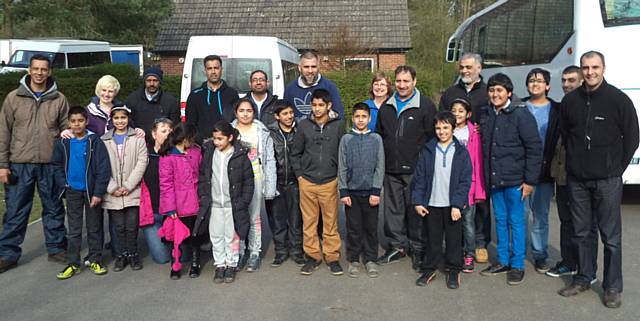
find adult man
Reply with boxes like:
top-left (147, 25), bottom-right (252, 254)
top-left (246, 70), bottom-right (279, 126)
top-left (284, 51), bottom-right (344, 117)
top-left (558, 51), bottom-right (639, 308)
top-left (561, 65), bottom-right (583, 94)
top-left (186, 55), bottom-right (239, 143)
top-left (126, 66), bottom-right (181, 142)
top-left (438, 52), bottom-right (492, 263)
top-left (0, 55), bottom-right (69, 273)
top-left (376, 65), bottom-right (437, 270)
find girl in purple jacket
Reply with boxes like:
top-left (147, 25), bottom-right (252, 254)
top-left (158, 122), bottom-right (203, 279)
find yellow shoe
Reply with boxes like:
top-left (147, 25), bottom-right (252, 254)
top-left (56, 264), bottom-right (80, 280)
top-left (475, 248), bottom-right (489, 263)
top-left (89, 262), bottom-right (108, 275)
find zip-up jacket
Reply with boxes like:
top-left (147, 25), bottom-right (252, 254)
top-left (560, 80), bottom-right (639, 180)
top-left (376, 89), bottom-right (437, 175)
top-left (268, 121), bottom-right (298, 186)
top-left (231, 119), bottom-right (278, 199)
top-left (411, 137), bottom-right (472, 210)
top-left (194, 141), bottom-right (254, 239)
top-left (86, 96), bottom-right (124, 136)
top-left (185, 80), bottom-right (239, 143)
top-left (0, 75), bottom-right (69, 168)
top-left (126, 88), bottom-right (181, 139)
top-left (338, 129), bottom-right (385, 198)
top-left (522, 97), bottom-right (561, 183)
top-left (51, 133), bottom-right (111, 200)
top-left (246, 91), bottom-right (279, 127)
top-left (290, 113), bottom-right (345, 184)
top-left (461, 121), bottom-right (486, 205)
top-left (159, 145), bottom-right (202, 217)
top-left (438, 78), bottom-right (488, 123)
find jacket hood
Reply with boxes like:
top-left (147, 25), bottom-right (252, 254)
top-left (17, 74), bottom-right (59, 100)
top-left (296, 73), bottom-right (323, 89)
top-left (199, 80), bottom-right (230, 92)
top-left (87, 96), bottom-right (123, 119)
top-left (231, 118), bottom-right (271, 135)
top-left (307, 109), bottom-right (341, 126)
top-left (101, 127), bottom-right (137, 140)
top-left (456, 75), bottom-right (485, 91)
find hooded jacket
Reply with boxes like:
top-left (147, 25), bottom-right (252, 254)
top-left (461, 121), bottom-right (486, 205)
top-left (86, 96), bottom-right (124, 136)
top-left (231, 119), bottom-right (278, 199)
top-left (283, 74), bottom-right (344, 117)
top-left (0, 75), bottom-right (69, 168)
top-left (185, 80), bottom-right (239, 143)
top-left (268, 121), bottom-right (298, 186)
top-left (246, 90), bottom-right (279, 127)
top-left (159, 145), bottom-right (202, 217)
top-left (338, 128), bottom-right (385, 198)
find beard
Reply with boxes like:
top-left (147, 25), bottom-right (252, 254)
top-left (302, 74), bottom-right (319, 86)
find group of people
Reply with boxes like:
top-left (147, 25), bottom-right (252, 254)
top-left (0, 49), bottom-right (635, 309)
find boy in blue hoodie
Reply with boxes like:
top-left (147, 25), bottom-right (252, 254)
top-left (52, 106), bottom-right (111, 280)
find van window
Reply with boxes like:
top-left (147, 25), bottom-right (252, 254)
top-left (282, 60), bottom-right (298, 86)
top-left (67, 52), bottom-right (111, 68)
top-left (8, 50), bottom-right (65, 69)
top-left (190, 58), bottom-right (273, 94)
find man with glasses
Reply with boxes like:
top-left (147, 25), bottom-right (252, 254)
top-left (246, 70), bottom-right (279, 127)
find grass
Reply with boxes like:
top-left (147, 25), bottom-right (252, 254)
top-left (0, 185), bottom-right (44, 230)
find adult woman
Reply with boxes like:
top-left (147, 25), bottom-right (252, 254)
top-left (87, 75), bottom-right (123, 136)
top-left (364, 72), bottom-right (393, 131)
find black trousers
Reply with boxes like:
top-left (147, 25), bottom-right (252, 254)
top-left (267, 183), bottom-right (303, 256)
top-left (345, 195), bottom-right (379, 263)
top-left (567, 176), bottom-right (623, 291)
top-left (421, 206), bottom-right (463, 272)
top-left (109, 207), bottom-right (139, 256)
top-left (383, 173), bottom-right (423, 253)
top-left (474, 199), bottom-right (491, 248)
top-left (66, 189), bottom-right (103, 265)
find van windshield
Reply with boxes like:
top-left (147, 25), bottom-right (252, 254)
top-left (190, 58), bottom-right (273, 94)
top-left (8, 50), bottom-right (65, 69)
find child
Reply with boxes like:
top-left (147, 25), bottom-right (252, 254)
top-left (101, 106), bottom-right (148, 272)
top-left (231, 98), bottom-right (277, 272)
top-left (290, 88), bottom-right (345, 276)
top-left (338, 103), bottom-right (384, 278)
top-left (478, 73), bottom-right (542, 285)
top-left (194, 121), bottom-right (254, 284)
top-left (52, 106), bottom-right (112, 280)
top-left (449, 98), bottom-right (486, 273)
top-left (158, 122), bottom-right (203, 279)
top-left (267, 100), bottom-right (305, 266)
top-left (412, 111), bottom-right (472, 289)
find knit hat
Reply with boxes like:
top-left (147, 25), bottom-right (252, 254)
top-left (143, 67), bottom-right (164, 82)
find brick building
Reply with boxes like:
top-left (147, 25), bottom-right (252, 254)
top-left (153, 0), bottom-right (412, 75)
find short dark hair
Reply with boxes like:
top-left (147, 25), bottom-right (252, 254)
top-left (562, 65), bottom-right (581, 75)
top-left (203, 55), bottom-right (223, 67)
top-left (250, 70), bottom-right (268, 81)
top-left (300, 50), bottom-right (319, 61)
top-left (311, 88), bottom-right (332, 104)
top-left (449, 98), bottom-right (471, 113)
top-left (487, 73), bottom-right (514, 93)
top-left (580, 51), bottom-right (605, 67)
top-left (434, 111), bottom-right (456, 128)
top-left (30, 54), bottom-right (50, 68)
top-left (394, 65), bottom-right (417, 80)
top-left (352, 102), bottom-right (370, 115)
top-left (526, 67), bottom-right (551, 95)
top-left (68, 106), bottom-right (87, 119)
top-left (213, 120), bottom-right (239, 144)
top-left (273, 100), bottom-right (294, 115)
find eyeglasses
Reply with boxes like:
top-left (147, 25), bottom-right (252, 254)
top-left (251, 78), bottom-right (267, 83)
top-left (527, 79), bottom-right (547, 84)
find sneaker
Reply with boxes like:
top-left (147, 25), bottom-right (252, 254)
top-left (377, 248), bottom-right (406, 265)
top-left (56, 264), bottom-right (80, 280)
top-left (545, 262), bottom-right (577, 277)
top-left (462, 255), bottom-right (474, 273)
top-left (224, 267), bottom-right (237, 283)
top-left (603, 288), bottom-right (622, 308)
top-left (83, 255), bottom-right (91, 267)
top-left (47, 251), bottom-right (67, 265)
top-left (0, 257), bottom-right (18, 274)
top-left (129, 253), bottom-right (143, 271)
top-left (447, 271), bottom-right (461, 289)
top-left (88, 262), bottom-right (108, 275)
top-left (348, 262), bottom-right (360, 278)
top-left (292, 254), bottom-right (306, 266)
top-left (112, 255), bottom-right (128, 272)
top-left (365, 261), bottom-right (379, 278)
top-left (213, 267), bottom-right (225, 284)
top-left (328, 261), bottom-right (344, 276)
top-left (170, 268), bottom-right (181, 280)
top-left (558, 283), bottom-right (590, 297)
top-left (507, 269), bottom-right (525, 285)
top-left (475, 248), bottom-right (488, 263)
top-left (416, 269), bottom-right (437, 286)
top-left (300, 258), bottom-right (321, 275)
top-left (590, 277), bottom-right (598, 285)
top-left (271, 253), bottom-right (289, 267)
top-left (246, 254), bottom-right (261, 272)
top-left (534, 259), bottom-right (549, 274)
top-left (480, 264), bottom-right (510, 276)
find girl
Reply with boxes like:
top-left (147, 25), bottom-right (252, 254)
top-left (363, 72), bottom-right (393, 131)
top-left (158, 122), bottom-right (203, 279)
top-left (231, 98), bottom-right (277, 272)
top-left (101, 106), bottom-right (148, 272)
top-left (194, 120), bottom-right (254, 284)
top-left (450, 98), bottom-right (486, 273)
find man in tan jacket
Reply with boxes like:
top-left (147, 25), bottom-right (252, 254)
top-left (0, 54), bottom-right (69, 273)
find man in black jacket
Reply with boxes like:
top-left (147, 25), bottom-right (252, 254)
top-left (186, 55), bottom-right (239, 143)
top-left (247, 70), bottom-right (279, 127)
top-left (376, 65), bottom-right (437, 270)
top-left (557, 51), bottom-right (639, 309)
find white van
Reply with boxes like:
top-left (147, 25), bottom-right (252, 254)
top-left (0, 39), bottom-right (111, 73)
top-left (180, 35), bottom-right (299, 116)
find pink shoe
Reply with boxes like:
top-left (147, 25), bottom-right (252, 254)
top-left (462, 255), bottom-right (474, 273)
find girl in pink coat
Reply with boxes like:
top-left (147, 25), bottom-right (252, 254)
top-left (159, 122), bottom-right (203, 280)
top-left (450, 98), bottom-right (486, 274)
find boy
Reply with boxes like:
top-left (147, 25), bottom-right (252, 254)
top-left (290, 89), bottom-right (345, 276)
top-left (338, 103), bottom-right (384, 278)
top-left (411, 111), bottom-right (472, 289)
top-left (51, 106), bottom-right (111, 279)
top-left (267, 100), bottom-right (305, 266)
top-left (478, 73), bottom-right (542, 285)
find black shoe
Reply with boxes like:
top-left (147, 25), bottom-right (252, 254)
top-left (292, 254), bottom-right (306, 266)
top-left (480, 264), bottom-right (510, 276)
top-left (129, 253), bottom-right (143, 271)
top-left (377, 248), bottom-right (406, 265)
top-left (224, 267), bottom-right (237, 283)
top-left (603, 288), bottom-right (622, 308)
top-left (558, 283), bottom-right (590, 297)
top-left (189, 250), bottom-right (201, 278)
top-left (416, 269), bottom-right (437, 286)
top-left (447, 271), bottom-right (460, 289)
top-left (170, 268), bottom-right (181, 280)
top-left (507, 269), bottom-right (525, 285)
top-left (236, 253), bottom-right (248, 272)
top-left (47, 251), bottom-right (67, 265)
top-left (534, 259), bottom-right (549, 274)
top-left (411, 252), bottom-right (424, 272)
top-left (300, 258), bottom-right (321, 275)
top-left (213, 267), bottom-right (225, 284)
top-left (545, 262), bottom-right (577, 278)
top-left (0, 257), bottom-right (17, 273)
top-left (328, 261), bottom-right (343, 276)
top-left (113, 255), bottom-right (128, 272)
top-left (271, 253), bottom-right (289, 267)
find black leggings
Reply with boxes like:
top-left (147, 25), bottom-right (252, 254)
top-left (109, 206), bottom-right (139, 255)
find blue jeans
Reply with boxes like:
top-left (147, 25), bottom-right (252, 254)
top-left (0, 163), bottom-right (67, 262)
top-left (462, 204), bottom-right (476, 256)
top-left (491, 186), bottom-right (526, 270)
top-left (141, 213), bottom-right (170, 264)
top-left (525, 182), bottom-right (554, 261)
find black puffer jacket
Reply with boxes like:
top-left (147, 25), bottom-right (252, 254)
top-left (193, 141), bottom-right (254, 239)
top-left (268, 121), bottom-right (298, 186)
